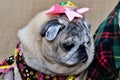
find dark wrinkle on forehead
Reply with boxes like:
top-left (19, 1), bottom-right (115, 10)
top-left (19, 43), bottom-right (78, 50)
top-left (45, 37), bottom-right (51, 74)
top-left (67, 21), bottom-right (85, 36)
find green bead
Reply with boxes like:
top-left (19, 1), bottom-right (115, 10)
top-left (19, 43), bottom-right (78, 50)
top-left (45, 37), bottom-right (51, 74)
top-left (59, 1), bottom-right (67, 6)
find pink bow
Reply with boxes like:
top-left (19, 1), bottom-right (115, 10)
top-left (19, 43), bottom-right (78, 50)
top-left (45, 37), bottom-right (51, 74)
top-left (46, 4), bottom-right (89, 21)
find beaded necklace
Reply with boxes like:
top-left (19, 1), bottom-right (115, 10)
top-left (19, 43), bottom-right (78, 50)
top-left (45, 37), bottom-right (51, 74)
top-left (15, 44), bottom-right (76, 80)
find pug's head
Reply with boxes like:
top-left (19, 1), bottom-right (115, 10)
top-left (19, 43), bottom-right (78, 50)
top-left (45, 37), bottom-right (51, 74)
top-left (18, 11), bottom-right (94, 75)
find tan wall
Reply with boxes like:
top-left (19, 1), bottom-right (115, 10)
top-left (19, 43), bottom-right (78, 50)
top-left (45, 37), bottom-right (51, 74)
top-left (0, 0), bottom-right (119, 60)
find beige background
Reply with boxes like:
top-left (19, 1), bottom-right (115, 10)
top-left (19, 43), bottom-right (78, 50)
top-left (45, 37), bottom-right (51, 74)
top-left (0, 0), bottom-right (119, 61)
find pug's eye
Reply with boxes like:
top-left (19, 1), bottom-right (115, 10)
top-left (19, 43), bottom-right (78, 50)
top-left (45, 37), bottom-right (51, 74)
top-left (40, 19), bottom-right (65, 41)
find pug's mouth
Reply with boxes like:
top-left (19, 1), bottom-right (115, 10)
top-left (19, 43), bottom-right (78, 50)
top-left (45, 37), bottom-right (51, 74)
top-left (58, 43), bottom-right (88, 66)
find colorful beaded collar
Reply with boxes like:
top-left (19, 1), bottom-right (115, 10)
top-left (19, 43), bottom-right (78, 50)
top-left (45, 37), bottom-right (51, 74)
top-left (15, 43), bottom-right (77, 80)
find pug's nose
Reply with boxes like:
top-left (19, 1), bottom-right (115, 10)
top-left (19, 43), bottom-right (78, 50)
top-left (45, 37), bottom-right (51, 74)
top-left (61, 42), bottom-right (74, 51)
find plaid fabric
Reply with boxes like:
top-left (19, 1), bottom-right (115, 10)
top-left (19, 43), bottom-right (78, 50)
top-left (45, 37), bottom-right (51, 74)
top-left (87, 2), bottom-right (120, 80)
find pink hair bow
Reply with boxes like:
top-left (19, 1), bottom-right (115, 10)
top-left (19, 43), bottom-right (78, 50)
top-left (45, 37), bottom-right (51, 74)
top-left (46, 1), bottom-right (89, 21)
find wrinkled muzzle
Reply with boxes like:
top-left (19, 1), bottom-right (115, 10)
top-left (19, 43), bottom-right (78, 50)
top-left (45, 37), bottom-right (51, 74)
top-left (59, 36), bottom-right (88, 65)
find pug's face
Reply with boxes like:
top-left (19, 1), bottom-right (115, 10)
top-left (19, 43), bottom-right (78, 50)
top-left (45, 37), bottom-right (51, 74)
top-left (18, 11), bottom-right (94, 75)
top-left (40, 15), bottom-right (93, 66)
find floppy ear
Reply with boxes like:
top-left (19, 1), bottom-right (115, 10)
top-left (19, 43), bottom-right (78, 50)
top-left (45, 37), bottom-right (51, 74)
top-left (40, 19), bottom-right (59, 37)
top-left (40, 23), bottom-right (50, 37)
top-left (45, 24), bottom-right (63, 41)
top-left (40, 19), bottom-right (65, 41)
top-left (79, 16), bottom-right (91, 31)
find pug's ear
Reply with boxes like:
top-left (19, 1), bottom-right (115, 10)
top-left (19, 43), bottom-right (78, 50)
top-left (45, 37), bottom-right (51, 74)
top-left (40, 19), bottom-right (65, 41)
top-left (46, 24), bottom-right (64, 41)
top-left (40, 19), bottom-right (58, 37)
top-left (79, 16), bottom-right (91, 31)
top-left (40, 23), bottom-right (50, 37)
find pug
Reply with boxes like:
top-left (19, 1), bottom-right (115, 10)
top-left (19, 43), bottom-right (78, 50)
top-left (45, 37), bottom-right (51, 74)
top-left (3, 10), bottom-right (94, 80)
